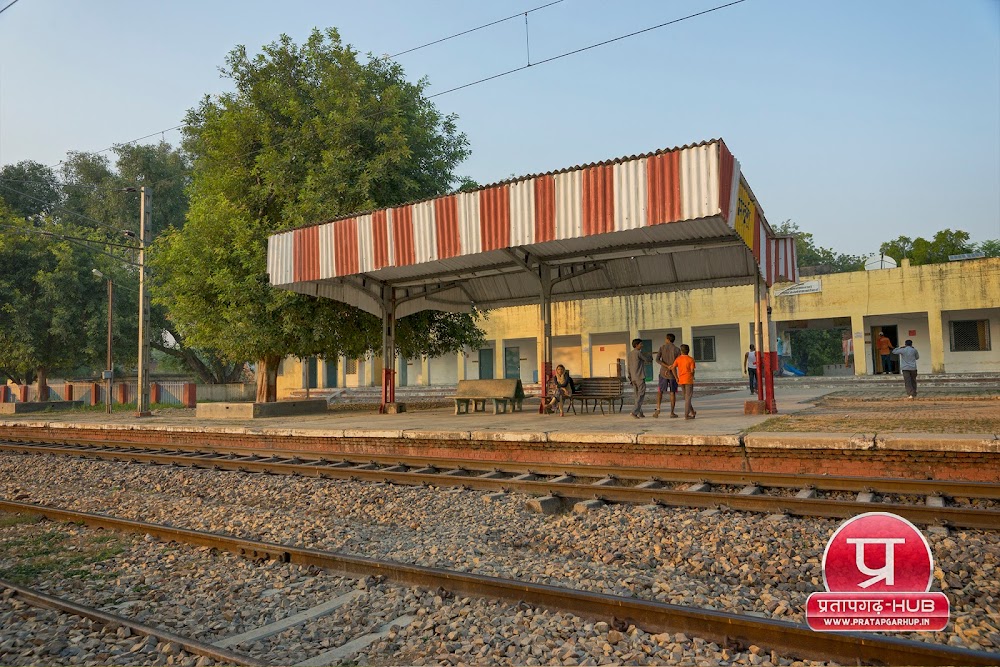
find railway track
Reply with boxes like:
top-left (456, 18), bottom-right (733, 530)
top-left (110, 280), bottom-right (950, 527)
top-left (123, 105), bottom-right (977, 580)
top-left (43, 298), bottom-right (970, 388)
top-left (2, 438), bottom-right (998, 529)
top-left (1, 499), bottom-right (996, 666)
top-left (0, 578), bottom-right (265, 666)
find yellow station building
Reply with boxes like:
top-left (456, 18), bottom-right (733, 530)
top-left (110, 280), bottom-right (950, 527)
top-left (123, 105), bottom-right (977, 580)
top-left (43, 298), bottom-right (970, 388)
top-left (277, 256), bottom-right (999, 396)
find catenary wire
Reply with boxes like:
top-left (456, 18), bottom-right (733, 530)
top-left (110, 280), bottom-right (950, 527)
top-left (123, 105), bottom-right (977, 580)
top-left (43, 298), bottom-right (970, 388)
top-left (388, 0), bottom-right (565, 58)
top-left (0, 225), bottom-right (141, 267)
top-left (0, 182), bottom-right (139, 238)
top-left (8, 0), bottom-right (747, 198)
top-left (0, 0), bottom-right (22, 16)
top-left (145, 0), bottom-right (751, 193)
top-left (428, 0), bottom-right (748, 98)
top-left (0, 223), bottom-right (140, 250)
top-left (29, 1), bottom-right (569, 180)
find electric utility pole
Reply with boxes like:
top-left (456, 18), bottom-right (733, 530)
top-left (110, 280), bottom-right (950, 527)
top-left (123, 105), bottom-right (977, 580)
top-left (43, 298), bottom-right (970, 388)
top-left (136, 186), bottom-right (152, 416)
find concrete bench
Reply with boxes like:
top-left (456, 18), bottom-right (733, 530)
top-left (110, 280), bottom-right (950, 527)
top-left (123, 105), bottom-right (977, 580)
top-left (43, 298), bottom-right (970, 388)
top-left (453, 379), bottom-right (525, 415)
top-left (570, 376), bottom-right (624, 414)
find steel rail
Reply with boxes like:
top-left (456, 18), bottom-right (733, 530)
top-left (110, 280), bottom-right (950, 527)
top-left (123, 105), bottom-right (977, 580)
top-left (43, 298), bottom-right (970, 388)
top-left (2, 441), bottom-right (999, 529)
top-left (0, 500), bottom-right (995, 667)
top-left (3, 437), bottom-right (998, 498)
top-left (0, 577), bottom-right (265, 666)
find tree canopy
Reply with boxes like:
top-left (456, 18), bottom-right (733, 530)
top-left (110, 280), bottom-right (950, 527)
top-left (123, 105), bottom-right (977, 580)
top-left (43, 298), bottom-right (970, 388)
top-left (773, 220), bottom-right (866, 273)
top-left (879, 228), bottom-right (998, 265)
top-left (154, 28), bottom-right (483, 401)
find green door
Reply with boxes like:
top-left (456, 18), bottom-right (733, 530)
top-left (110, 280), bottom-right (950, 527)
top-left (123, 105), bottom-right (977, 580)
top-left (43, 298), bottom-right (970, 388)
top-left (641, 339), bottom-right (654, 381)
top-left (478, 348), bottom-right (494, 380)
top-left (504, 347), bottom-right (520, 380)
top-left (306, 357), bottom-right (318, 389)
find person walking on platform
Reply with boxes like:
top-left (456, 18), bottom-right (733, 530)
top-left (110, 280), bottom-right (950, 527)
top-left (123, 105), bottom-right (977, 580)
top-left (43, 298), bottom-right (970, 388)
top-left (627, 338), bottom-right (652, 418)
top-left (654, 333), bottom-right (680, 418)
top-left (668, 344), bottom-right (697, 419)
top-left (892, 339), bottom-right (920, 398)
top-left (743, 344), bottom-right (758, 394)
top-left (877, 332), bottom-right (895, 374)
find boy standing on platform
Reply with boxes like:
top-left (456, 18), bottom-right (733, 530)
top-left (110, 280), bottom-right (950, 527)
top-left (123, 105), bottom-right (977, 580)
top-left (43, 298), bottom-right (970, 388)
top-left (668, 344), bottom-right (697, 420)
top-left (654, 333), bottom-right (680, 418)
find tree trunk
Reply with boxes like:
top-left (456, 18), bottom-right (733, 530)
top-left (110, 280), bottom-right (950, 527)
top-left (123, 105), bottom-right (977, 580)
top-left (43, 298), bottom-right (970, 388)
top-left (36, 367), bottom-right (48, 402)
top-left (255, 356), bottom-right (280, 403)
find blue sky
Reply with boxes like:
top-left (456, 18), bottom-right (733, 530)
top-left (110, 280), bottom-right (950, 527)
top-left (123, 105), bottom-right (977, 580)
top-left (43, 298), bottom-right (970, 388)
top-left (1, 0), bottom-right (997, 256)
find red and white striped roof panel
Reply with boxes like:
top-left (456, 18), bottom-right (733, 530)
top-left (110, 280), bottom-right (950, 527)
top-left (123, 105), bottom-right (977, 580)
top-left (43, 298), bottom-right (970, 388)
top-left (268, 139), bottom-right (796, 289)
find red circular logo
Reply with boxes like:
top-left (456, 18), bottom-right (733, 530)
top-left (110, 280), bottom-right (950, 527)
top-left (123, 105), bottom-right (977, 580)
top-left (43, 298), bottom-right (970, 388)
top-left (822, 512), bottom-right (933, 593)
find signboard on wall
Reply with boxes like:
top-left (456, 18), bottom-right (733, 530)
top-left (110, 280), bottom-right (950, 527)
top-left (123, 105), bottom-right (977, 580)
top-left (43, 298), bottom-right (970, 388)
top-left (774, 280), bottom-right (822, 297)
top-left (734, 182), bottom-right (756, 251)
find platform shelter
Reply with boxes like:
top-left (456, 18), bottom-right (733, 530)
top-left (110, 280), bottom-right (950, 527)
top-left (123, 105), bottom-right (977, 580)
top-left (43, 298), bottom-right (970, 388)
top-left (267, 139), bottom-right (798, 413)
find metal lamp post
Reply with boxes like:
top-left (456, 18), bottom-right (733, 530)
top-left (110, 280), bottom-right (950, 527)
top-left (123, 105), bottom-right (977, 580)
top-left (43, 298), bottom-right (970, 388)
top-left (92, 269), bottom-right (113, 414)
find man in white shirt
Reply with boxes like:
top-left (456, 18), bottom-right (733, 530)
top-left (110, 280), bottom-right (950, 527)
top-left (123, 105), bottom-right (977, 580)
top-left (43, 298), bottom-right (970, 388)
top-left (743, 344), bottom-right (758, 394)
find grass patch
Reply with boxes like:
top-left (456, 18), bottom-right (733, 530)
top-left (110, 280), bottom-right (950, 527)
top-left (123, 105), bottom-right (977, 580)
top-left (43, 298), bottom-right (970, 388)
top-left (0, 513), bottom-right (42, 528)
top-left (0, 525), bottom-right (130, 585)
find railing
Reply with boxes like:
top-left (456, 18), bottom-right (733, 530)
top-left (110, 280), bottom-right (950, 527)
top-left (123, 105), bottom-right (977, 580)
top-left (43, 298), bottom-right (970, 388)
top-left (0, 382), bottom-right (255, 407)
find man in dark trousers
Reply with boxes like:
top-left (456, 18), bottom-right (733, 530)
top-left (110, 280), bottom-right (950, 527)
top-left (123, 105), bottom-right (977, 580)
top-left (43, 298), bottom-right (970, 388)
top-left (892, 339), bottom-right (920, 398)
top-left (654, 333), bottom-right (680, 418)
top-left (877, 332), bottom-right (895, 374)
top-left (626, 338), bottom-right (652, 419)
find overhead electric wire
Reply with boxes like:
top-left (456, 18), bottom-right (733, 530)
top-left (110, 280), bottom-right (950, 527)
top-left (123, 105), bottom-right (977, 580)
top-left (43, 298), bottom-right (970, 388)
top-left (388, 0), bottom-right (565, 58)
top-left (0, 223), bottom-right (139, 250)
top-left (0, 225), bottom-right (141, 267)
top-left (47, 124), bottom-right (184, 170)
top-left (0, 182), bottom-right (138, 238)
top-left (428, 0), bottom-right (748, 98)
top-left (7, 0), bottom-right (747, 197)
top-left (26, 1), bottom-right (569, 182)
top-left (0, 0), bottom-right (22, 16)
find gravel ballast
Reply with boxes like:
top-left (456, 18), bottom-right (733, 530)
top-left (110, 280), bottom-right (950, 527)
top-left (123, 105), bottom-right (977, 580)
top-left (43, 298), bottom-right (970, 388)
top-left (1, 452), bottom-right (997, 661)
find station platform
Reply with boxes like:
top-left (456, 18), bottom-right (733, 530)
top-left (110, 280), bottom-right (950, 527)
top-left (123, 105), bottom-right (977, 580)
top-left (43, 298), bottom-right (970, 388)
top-left (2, 384), bottom-right (998, 482)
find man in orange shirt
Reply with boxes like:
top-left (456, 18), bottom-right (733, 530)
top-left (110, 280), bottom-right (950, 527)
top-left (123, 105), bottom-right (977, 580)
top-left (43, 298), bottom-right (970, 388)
top-left (668, 344), bottom-right (697, 420)
top-left (876, 332), bottom-right (894, 374)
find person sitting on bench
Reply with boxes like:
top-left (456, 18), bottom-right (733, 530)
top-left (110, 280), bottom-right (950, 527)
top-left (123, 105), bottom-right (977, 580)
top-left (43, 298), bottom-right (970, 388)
top-left (545, 364), bottom-right (575, 416)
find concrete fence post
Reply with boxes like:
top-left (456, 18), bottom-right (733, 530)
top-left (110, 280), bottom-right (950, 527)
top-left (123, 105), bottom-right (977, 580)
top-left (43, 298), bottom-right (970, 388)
top-left (182, 383), bottom-right (196, 408)
top-left (90, 383), bottom-right (101, 406)
top-left (116, 383), bottom-right (128, 406)
top-left (17, 385), bottom-right (28, 403)
top-left (64, 384), bottom-right (74, 401)
top-left (0, 386), bottom-right (7, 403)
top-left (150, 382), bottom-right (160, 405)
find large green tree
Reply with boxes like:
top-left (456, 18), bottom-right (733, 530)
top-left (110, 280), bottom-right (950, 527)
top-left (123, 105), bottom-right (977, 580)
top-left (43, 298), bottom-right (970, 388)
top-left (155, 28), bottom-right (482, 402)
top-left (0, 211), bottom-right (112, 395)
top-left (0, 161), bottom-right (61, 220)
top-left (879, 228), bottom-right (978, 265)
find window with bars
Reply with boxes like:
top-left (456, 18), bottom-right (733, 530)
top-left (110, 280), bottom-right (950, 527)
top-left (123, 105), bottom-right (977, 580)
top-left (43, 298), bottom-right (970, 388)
top-left (950, 320), bottom-right (991, 352)
top-left (692, 336), bottom-right (716, 362)
top-left (345, 358), bottom-right (359, 374)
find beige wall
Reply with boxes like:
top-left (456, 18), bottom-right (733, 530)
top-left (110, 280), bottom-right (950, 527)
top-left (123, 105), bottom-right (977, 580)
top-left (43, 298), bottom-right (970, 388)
top-left (276, 257), bottom-right (1000, 393)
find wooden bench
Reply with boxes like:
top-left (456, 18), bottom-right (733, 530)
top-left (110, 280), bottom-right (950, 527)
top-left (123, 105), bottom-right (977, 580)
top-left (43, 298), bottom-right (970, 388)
top-left (453, 379), bottom-right (525, 415)
top-left (570, 376), bottom-right (625, 414)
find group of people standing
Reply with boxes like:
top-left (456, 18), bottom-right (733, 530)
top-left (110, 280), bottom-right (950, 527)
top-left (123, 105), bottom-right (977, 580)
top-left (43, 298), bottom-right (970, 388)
top-left (626, 334), bottom-right (696, 420)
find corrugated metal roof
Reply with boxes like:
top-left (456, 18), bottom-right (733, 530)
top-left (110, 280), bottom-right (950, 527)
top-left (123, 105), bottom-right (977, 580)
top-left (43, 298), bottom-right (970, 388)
top-left (267, 138), bottom-right (796, 316)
